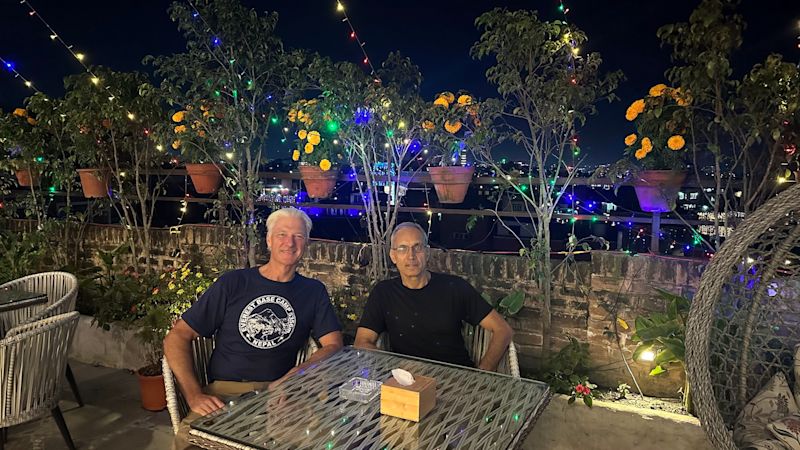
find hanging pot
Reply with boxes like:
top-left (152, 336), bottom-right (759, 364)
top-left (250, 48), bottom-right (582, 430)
top-left (428, 166), bottom-right (475, 204)
top-left (299, 165), bottom-right (337, 199)
top-left (185, 163), bottom-right (222, 194)
top-left (77, 168), bottom-right (110, 198)
top-left (632, 170), bottom-right (687, 213)
top-left (15, 168), bottom-right (40, 187)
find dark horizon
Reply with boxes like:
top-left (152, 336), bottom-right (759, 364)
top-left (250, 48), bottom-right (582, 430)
top-left (1, 0), bottom-right (798, 165)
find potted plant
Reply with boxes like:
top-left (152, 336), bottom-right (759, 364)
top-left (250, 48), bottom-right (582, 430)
top-left (134, 264), bottom-right (215, 411)
top-left (614, 84), bottom-right (692, 212)
top-left (329, 286), bottom-right (367, 345)
top-left (168, 106), bottom-right (223, 194)
top-left (287, 99), bottom-right (343, 199)
top-left (423, 91), bottom-right (483, 204)
top-left (0, 107), bottom-right (46, 187)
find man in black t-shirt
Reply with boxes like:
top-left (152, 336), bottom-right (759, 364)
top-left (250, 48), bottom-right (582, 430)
top-left (355, 222), bottom-right (513, 371)
top-left (164, 208), bottom-right (343, 450)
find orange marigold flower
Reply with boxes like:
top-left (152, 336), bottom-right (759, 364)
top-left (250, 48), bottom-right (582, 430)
top-left (319, 159), bottom-right (332, 171)
top-left (641, 137), bottom-right (653, 153)
top-left (422, 120), bottom-right (435, 130)
top-left (172, 139), bottom-right (182, 150)
top-left (26, 117), bottom-right (37, 126)
top-left (13, 108), bottom-right (27, 118)
top-left (635, 148), bottom-right (647, 160)
top-left (307, 131), bottom-right (321, 145)
top-left (433, 96), bottom-right (450, 108)
top-left (624, 134), bottom-right (637, 146)
top-left (174, 125), bottom-right (187, 134)
top-left (444, 120), bottom-right (462, 134)
top-left (171, 111), bottom-right (186, 123)
top-left (298, 129), bottom-right (307, 140)
top-left (292, 150), bottom-right (300, 161)
top-left (630, 99), bottom-right (645, 114)
top-left (668, 135), bottom-right (685, 150)
top-left (304, 142), bottom-right (314, 154)
top-left (457, 94), bottom-right (473, 106)
top-left (648, 84), bottom-right (668, 97)
top-left (440, 91), bottom-right (455, 103)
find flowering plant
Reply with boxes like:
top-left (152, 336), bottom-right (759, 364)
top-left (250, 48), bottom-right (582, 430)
top-left (286, 98), bottom-right (344, 172)
top-left (423, 91), bottom-right (499, 166)
top-left (568, 379), bottom-right (597, 407)
top-left (134, 264), bottom-right (217, 372)
top-left (621, 84), bottom-right (692, 171)
top-left (329, 285), bottom-right (366, 343)
top-left (0, 107), bottom-right (45, 173)
top-left (166, 104), bottom-right (223, 163)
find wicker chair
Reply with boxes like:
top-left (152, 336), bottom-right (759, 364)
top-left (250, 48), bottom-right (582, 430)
top-left (0, 272), bottom-right (82, 407)
top-left (376, 322), bottom-right (521, 378)
top-left (686, 183), bottom-right (800, 449)
top-left (163, 337), bottom-right (319, 435)
top-left (0, 312), bottom-right (80, 450)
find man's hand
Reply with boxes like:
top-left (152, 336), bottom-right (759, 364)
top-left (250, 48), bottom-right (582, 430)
top-left (187, 392), bottom-right (225, 416)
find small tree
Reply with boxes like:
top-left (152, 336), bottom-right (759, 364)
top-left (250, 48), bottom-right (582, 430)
top-left (296, 53), bottom-right (429, 282)
top-left (471, 8), bottom-right (622, 352)
top-left (63, 68), bottom-right (170, 274)
top-left (149, 0), bottom-right (304, 267)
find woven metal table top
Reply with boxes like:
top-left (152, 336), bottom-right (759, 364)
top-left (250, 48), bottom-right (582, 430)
top-left (191, 346), bottom-right (550, 450)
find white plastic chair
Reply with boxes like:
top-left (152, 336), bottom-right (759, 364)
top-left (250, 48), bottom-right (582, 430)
top-left (0, 312), bottom-right (80, 450)
top-left (163, 336), bottom-right (319, 435)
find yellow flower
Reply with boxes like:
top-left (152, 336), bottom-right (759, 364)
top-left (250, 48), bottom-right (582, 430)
top-left (171, 111), bottom-right (186, 123)
top-left (624, 133), bottom-right (637, 146)
top-left (174, 125), bottom-right (187, 134)
top-left (292, 149), bottom-right (300, 161)
top-left (630, 99), bottom-right (645, 113)
top-left (457, 95), bottom-right (473, 106)
top-left (160, 273), bottom-right (166, 279)
top-left (172, 139), bottom-right (182, 149)
top-left (641, 137), bottom-right (653, 153)
top-left (635, 148), bottom-right (647, 160)
top-left (176, 289), bottom-right (185, 295)
top-left (304, 142), bottom-right (314, 153)
top-left (422, 120), bottom-right (434, 130)
top-left (297, 110), bottom-right (306, 121)
top-left (444, 120), bottom-right (462, 134)
top-left (625, 108), bottom-right (639, 121)
top-left (306, 99), bottom-right (318, 106)
top-left (13, 108), bottom-right (27, 118)
top-left (319, 159), bottom-right (332, 171)
top-left (433, 96), bottom-right (450, 108)
top-left (288, 109), bottom-right (297, 122)
top-left (668, 135), bottom-right (686, 150)
top-left (168, 282), bottom-right (176, 290)
top-left (441, 91), bottom-right (455, 103)
top-left (26, 117), bottom-right (37, 126)
top-left (648, 84), bottom-right (668, 97)
top-left (298, 129), bottom-right (308, 140)
top-left (347, 313), bottom-right (358, 321)
top-left (196, 286), bottom-right (204, 293)
top-left (307, 130), bottom-right (321, 145)
top-left (196, 272), bottom-right (203, 278)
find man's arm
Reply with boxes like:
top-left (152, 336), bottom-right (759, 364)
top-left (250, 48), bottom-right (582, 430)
top-left (354, 327), bottom-right (380, 350)
top-left (163, 319), bottom-right (225, 415)
top-left (475, 310), bottom-right (514, 372)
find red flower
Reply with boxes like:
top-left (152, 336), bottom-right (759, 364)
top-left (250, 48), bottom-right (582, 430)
top-left (575, 384), bottom-right (585, 395)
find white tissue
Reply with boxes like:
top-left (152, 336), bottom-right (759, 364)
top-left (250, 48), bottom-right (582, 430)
top-left (391, 368), bottom-right (415, 386)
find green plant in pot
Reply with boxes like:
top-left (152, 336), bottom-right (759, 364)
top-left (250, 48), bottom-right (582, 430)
top-left (631, 288), bottom-right (692, 413)
top-left (133, 264), bottom-right (215, 411)
top-left (0, 107), bottom-right (46, 187)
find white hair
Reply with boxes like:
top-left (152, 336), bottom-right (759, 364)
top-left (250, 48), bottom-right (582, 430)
top-left (390, 222), bottom-right (428, 247)
top-left (266, 207), bottom-right (312, 240)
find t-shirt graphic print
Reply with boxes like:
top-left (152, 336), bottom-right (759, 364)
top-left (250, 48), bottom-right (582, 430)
top-left (238, 295), bottom-right (297, 349)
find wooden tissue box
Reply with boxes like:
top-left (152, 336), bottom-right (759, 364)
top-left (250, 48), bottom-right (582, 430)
top-left (380, 375), bottom-right (436, 422)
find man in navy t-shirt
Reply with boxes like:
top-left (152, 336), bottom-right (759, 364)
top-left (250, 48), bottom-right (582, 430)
top-left (164, 208), bottom-right (342, 450)
top-left (354, 222), bottom-right (513, 371)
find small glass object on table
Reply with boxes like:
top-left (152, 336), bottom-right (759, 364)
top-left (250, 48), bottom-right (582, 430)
top-left (338, 376), bottom-right (382, 403)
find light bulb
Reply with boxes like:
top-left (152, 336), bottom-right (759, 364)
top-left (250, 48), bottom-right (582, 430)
top-left (639, 350), bottom-right (655, 362)
top-left (336, 2), bottom-right (344, 12)
top-left (76, 53), bottom-right (85, 61)
top-left (127, 112), bottom-right (135, 120)
top-left (90, 77), bottom-right (100, 85)
top-left (24, 81), bottom-right (32, 87)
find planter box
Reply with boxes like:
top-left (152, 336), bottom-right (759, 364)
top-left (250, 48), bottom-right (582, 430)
top-left (523, 394), bottom-right (711, 450)
top-left (69, 314), bottom-right (148, 370)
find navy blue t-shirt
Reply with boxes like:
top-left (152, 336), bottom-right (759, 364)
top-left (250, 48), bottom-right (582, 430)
top-left (182, 268), bottom-right (341, 382)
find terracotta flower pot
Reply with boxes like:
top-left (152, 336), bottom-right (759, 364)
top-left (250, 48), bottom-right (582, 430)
top-left (299, 165), bottom-right (337, 199)
top-left (632, 170), bottom-right (687, 213)
top-left (428, 166), bottom-right (475, 204)
top-left (77, 168), bottom-right (110, 198)
top-left (185, 163), bottom-right (222, 194)
top-left (137, 371), bottom-right (167, 411)
top-left (15, 168), bottom-right (40, 187)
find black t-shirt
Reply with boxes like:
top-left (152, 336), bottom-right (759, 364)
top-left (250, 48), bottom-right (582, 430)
top-left (359, 272), bottom-right (493, 367)
top-left (182, 268), bottom-right (341, 382)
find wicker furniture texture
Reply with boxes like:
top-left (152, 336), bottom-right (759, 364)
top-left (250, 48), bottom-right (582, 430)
top-left (686, 183), bottom-right (800, 449)
top-left (188, 347), bottom-right (550, 450)
top-left (0, 312), bottom-right (80, 450)
top-left (376, 322), bottom-right (521, 378)
top-left (163, 336), bottom-right (319, 435)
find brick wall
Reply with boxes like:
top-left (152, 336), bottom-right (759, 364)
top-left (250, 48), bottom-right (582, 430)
top-left (13, 220), bottom-right (705, 396)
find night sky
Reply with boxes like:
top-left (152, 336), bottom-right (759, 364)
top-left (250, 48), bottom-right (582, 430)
top-left (1, 0), bottom-right (798, 164)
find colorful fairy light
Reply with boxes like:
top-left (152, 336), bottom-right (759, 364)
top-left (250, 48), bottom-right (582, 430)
top-left (335, 1), bottom-right (380, 82)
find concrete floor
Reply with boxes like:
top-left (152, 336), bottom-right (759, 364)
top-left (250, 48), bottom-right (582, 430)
top-left (4, 360), bottom-right (173, 450)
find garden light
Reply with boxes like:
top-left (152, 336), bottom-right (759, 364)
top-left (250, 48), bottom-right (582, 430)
top-left (639, 349), bottom-right (656, 362)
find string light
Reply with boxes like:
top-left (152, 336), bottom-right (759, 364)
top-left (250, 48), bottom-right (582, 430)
top-left (0, 55), bottom-right (42, 93)
top-left (335, 1), bottom-right (380, 82)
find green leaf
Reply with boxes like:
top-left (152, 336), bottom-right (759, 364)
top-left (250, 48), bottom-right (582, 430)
top-left (649, 365), bottom-right (667, 376)
top-left (583, 395), bottom-right (593, 407)
top-left (654, 348), bottom-right (678, 367)
top-left (499, 290), bottom-right (525, 315)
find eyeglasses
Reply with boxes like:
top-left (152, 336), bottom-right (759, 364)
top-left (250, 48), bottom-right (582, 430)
top-left (391, 244), bottom-right (428, 255)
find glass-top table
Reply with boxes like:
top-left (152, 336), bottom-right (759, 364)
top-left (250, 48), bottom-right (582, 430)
top-left (190, 346), bottom-right (551, 450)
top-left (0, 288), bottom-right (47, 313)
